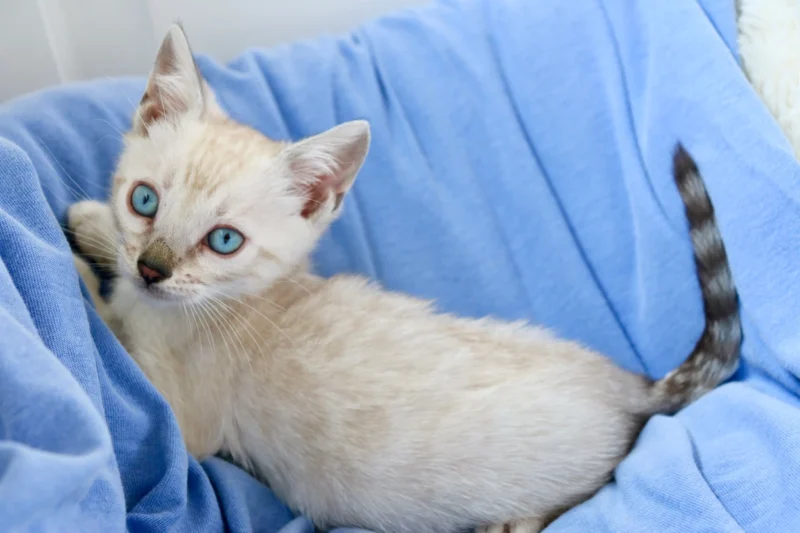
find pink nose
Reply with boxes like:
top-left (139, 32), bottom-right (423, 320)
top-left (137, 261), bottom-right (166, 285)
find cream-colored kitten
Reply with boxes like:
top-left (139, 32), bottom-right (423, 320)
top-left (69, 25), bottom-right (741, 533)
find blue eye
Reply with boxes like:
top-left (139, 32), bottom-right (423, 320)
top-left (206, 227), bottom-right (244, 255)
top-left (130, 184), bottom-right (159, 218)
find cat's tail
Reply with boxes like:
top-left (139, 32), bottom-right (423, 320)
top-left (646, 144), bottom-right (742, 413)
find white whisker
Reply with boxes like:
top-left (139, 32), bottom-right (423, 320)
top-left (208, 295), bottom-right (270, 367)
top-left (283, 275), bottom-right (313, 296)
top-left (195, 299), bottom-right (219, 360)
top-left (200, 298), bottom-right (236, 367)
top-left (206, 297), bottom-right (251, 370)
top-left (207, 288), bottom-right (296, 348)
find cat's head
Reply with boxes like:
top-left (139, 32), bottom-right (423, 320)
top-left (111, 24), bottom-right (369, 305)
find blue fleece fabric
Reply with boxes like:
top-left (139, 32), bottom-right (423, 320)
top-left (1, 0), bottom-right (798, 531)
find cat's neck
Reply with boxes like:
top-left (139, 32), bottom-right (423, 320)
top-left (203, 267), bottom-right (326, 340)
top-left (247, 269), bottom-right (326, 319)
top-left (183, 269), bottom-right (325, 361)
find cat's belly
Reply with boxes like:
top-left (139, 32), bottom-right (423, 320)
top-left (232, 349), bottom-right (639, 533)
top-left (242, 395), bottom-right (633, 533)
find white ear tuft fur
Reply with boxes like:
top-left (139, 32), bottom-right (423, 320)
top-left (134, 23), bottom-right (206, 134)
top-left (282, 120), bottom-right (371, 220)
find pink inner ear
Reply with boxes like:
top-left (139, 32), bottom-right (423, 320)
top-left (136, 78), bottom-right (195, 134)
top-left (140, 99), bottom-right (165, 129)
top-left (136, 89), bottom-right (175, 135)
top-left (300, 174), bottom-right (335, 219)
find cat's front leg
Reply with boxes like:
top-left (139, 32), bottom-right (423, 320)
top-left (69, 200), bottom-right (123, 332)
top-left (476, 518), bottom-right (545, 533)
top-left (73, 253), bottom-right (121, 332)
top-left (67, 200), bottom-right (117, 273)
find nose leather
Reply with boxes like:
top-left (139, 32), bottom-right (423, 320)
top-left (137, 238), bottom-right (175, 285)
top-left (137, 260), bottom-right (169, 285)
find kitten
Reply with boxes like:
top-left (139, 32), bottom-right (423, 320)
top-left (69, 25), bottom-right (741, 533)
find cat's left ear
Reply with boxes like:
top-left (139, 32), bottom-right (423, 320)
top-left (282, 120), bottom-right (371, 221)
top-left (134, 23), bottom-right (219, 134)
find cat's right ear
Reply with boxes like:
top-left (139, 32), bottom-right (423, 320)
top-left (281, 120), bottom-right (371, 223)
top-left (133, 24), bottom-right (206, 135)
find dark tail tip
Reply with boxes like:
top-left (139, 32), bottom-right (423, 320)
top-left (673, 143), bottom-right (695, 175)
top-left (673, 144), bottom-right (705, 195)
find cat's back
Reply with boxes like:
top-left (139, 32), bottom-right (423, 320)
top-left (279, 274), bottom-right (557, 370)
top-left (266, 273), bottom-right (631, 390)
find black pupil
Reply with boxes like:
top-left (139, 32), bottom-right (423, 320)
top-left (223, 232), bottom-right (230, 243)
top-left (142, 193), bottom-right (150, 204)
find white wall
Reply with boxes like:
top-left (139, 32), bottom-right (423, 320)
top-left (0, 0), bottom-right (428, 102)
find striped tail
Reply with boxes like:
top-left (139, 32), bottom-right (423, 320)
top-left (650, 144), bottom-right (742, 412)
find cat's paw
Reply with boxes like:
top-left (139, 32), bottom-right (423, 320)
top-left (67, 200), bottom-right (116, 267)
top-left (476, 518), bottom-right (544, 533)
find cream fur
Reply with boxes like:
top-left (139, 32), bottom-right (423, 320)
top-left (71, 234), bottom-right (653, 533)
top-left (738, 0), bottom-right (800, 159)
top-left (67, 23), bottom-right (746, 533)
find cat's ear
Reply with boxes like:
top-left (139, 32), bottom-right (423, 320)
top-left (282, 120), bottom-right (371, 221)
top-left (134, 23), bottom-right (210, 134)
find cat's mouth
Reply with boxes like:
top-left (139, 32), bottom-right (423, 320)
top-left (141, 284), bottom-right (172, 299)
top-left (131, 277), bottom-right (184, 304)
top-left (132, 277), bottom-right (208, 308)
top-left (142, 284), bottom-right (171, 298)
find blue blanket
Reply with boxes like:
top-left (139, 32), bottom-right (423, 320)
top-left (1, 0), bottom-right (799, 531)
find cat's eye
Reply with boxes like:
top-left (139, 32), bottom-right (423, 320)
top-left (130, 184), bottom-right (159, 218)
top-left (206, 227), bottom-right (245, 255)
